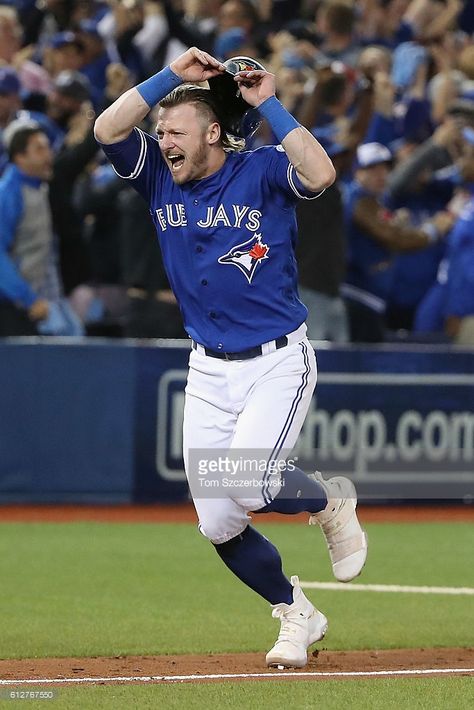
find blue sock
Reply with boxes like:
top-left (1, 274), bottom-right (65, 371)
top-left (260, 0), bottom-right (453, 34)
top-left (255, 466), bottom-right (327, 515)
top-left (214, 526), bottom-right (293, 605)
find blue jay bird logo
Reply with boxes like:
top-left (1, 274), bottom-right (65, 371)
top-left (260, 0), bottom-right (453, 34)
top-left (218, 233), bottom-right (270, 283)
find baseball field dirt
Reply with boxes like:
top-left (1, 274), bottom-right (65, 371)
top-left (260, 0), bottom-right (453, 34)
top-left (0, 648), bottom-right (473, 685)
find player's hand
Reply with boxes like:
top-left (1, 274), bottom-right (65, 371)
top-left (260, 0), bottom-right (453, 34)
top-left (106, 62), bottom-right (134, 100)
top-left (234, 70), bottom-right (276, 107)
top-left (170, 47), bottom-right (226, 83)
top-left (28, 299), bottom-right (49, 322)
top-left (64, 101), bottom-right (95, 146)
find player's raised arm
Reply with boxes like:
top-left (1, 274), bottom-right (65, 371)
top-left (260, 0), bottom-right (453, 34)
top-left (94, 47), bottom-right (226, 145)
top-left (234, 70), bottom-right (336, 193)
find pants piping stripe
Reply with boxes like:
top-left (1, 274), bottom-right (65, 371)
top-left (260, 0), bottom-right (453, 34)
top-left (261, 341), bottom-right (311, 504)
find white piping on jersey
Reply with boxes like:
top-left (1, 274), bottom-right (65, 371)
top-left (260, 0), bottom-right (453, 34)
top-left (111, 126), bottom-right (148, 180)
top-left (287, 164), bottom-right (325, 201)
top-left (341, 283), bottom-right (386, 313)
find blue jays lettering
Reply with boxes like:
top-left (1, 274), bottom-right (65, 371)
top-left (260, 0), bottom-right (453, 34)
top-left (154, 202), bottom-right (262, 232)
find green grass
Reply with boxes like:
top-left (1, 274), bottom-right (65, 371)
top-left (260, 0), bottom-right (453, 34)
top-left (0, 521), bottom-right (472, 659)
top-left (1, 678), bottom-right (473, 710)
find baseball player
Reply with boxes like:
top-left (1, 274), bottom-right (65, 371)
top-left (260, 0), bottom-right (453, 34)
top-left (95, 47), bottom-right (367, 668)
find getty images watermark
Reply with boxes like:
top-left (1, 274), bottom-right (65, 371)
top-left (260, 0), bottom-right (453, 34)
top-left (188, 449), bottom-right (297, 498)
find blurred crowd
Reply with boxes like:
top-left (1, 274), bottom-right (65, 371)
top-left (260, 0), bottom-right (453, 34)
top-left (1, 0), bottom-right (474, 345)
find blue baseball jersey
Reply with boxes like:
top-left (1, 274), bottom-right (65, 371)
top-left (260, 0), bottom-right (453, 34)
top-left (414, 189), bottom-right (474, 331)
top-left (343, 180), bottom-right (397, 304)
top-left (444, 193), bottom-right (474, 317)
top-left (100, 127), bottom-right (321, 351)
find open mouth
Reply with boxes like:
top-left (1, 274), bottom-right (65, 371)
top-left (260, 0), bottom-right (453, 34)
top-left (168, 153), bottom-right (185, 171)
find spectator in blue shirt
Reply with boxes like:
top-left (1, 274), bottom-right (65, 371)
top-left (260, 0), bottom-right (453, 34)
top-left (342, 142), bottom-right (453, 342)
top-left (0, 121), bottom-right (82, 336)
top-left (415, 129), bottom-right (474, 341)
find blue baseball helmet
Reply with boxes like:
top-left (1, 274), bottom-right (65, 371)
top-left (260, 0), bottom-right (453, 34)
top-left (208, 56), bottom-right (266, 139)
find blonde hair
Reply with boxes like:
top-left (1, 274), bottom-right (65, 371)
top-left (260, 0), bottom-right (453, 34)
top-left (159, 85), bottom-right (245, 152)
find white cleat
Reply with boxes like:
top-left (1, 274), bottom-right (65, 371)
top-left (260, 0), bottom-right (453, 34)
top-left (309, 472), bottom-right (368, 583)
top-left (266, 575), bottom-right (328, 668)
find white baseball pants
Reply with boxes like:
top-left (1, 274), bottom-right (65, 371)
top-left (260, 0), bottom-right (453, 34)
top-left (183, 325), bottom-right (317, 544)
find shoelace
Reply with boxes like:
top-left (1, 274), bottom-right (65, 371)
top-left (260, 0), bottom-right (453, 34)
top-left (272, 607), bottom-right (307, 644)
top-left (274, 618), bottom-right (301, 645)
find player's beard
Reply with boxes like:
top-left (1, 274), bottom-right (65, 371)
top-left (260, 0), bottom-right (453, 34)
top-left (168, 141), bottom-right (210, 185)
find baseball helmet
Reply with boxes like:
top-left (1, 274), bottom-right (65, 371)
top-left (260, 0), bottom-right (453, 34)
top-left (208, 56), bottom-right (266, 139)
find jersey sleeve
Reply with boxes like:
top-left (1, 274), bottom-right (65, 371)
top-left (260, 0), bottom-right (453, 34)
top-left (97, 127), bottom-right (165, 202)
top-left (261, 145), bottom-right (326, 202)
top-left (446, 249), bottom-right (474, 317)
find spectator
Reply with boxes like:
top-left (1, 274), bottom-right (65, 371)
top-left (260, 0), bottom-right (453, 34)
top-left (341, 142), bottom-right (453, 342)
top-left (358, 0), bottom-right (415, 49)
top-left (315, 2), bottom-right (361, 67)
top-left (215, 0), bottom-right (264, 57)
top-left (129, 1), bottom-right (169, 71)
top-left (218, 0), bottom-right (258, 34)
top-left (19, 0), bottom-right (76, 46)
top-left (298, 64), bottom-right (356, 135)
top-left (384, 115), bottom-right (464, 329)
top-left (49, 94), bottom-right (99, 294)
top-left (0, 121), bottom-right (82, 336)
top-left (1, 0), bottom-right (473, 343)
top-left (278, 19), bottom-right (320, 61)
top-left (0, 5), bottom-right (51, 96)
top-left (0, 67), bottom-right (22, 175)
top-left (119, 186), bottom-right (186, 339)
top-left (74, 161), bottom-right (125, 287)
top-left (75, 18), bottom-right (114, 105)
top-left (42, 31), bottom-right (85, 77)
top-left (64, 61), bottom-right (136, 318)
top-left (267, 20), bottom-right (321, 105)
top-left (414, 130), bottom-right (474, 342)
top-left (97, 0), bottom-right (146, 79)
top-left (297, 63), bottom-right (373, 179)
top-left (296, 138), bottom-right (349, 342)
top-left (158, 0), bottom-right (220, 61)
top-left (37, 69), bottom-right (93, 151)
top-left (362, 66), bottom-right (398, 147)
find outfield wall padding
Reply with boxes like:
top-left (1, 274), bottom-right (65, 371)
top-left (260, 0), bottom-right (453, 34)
top-left (0, 339), bottom-right (473, 503)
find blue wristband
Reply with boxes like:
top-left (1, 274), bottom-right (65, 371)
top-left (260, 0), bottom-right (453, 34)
top-left (136, 66), bottom-right (182, 108)
top-left (258, 96), bottom-right (300, 143)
